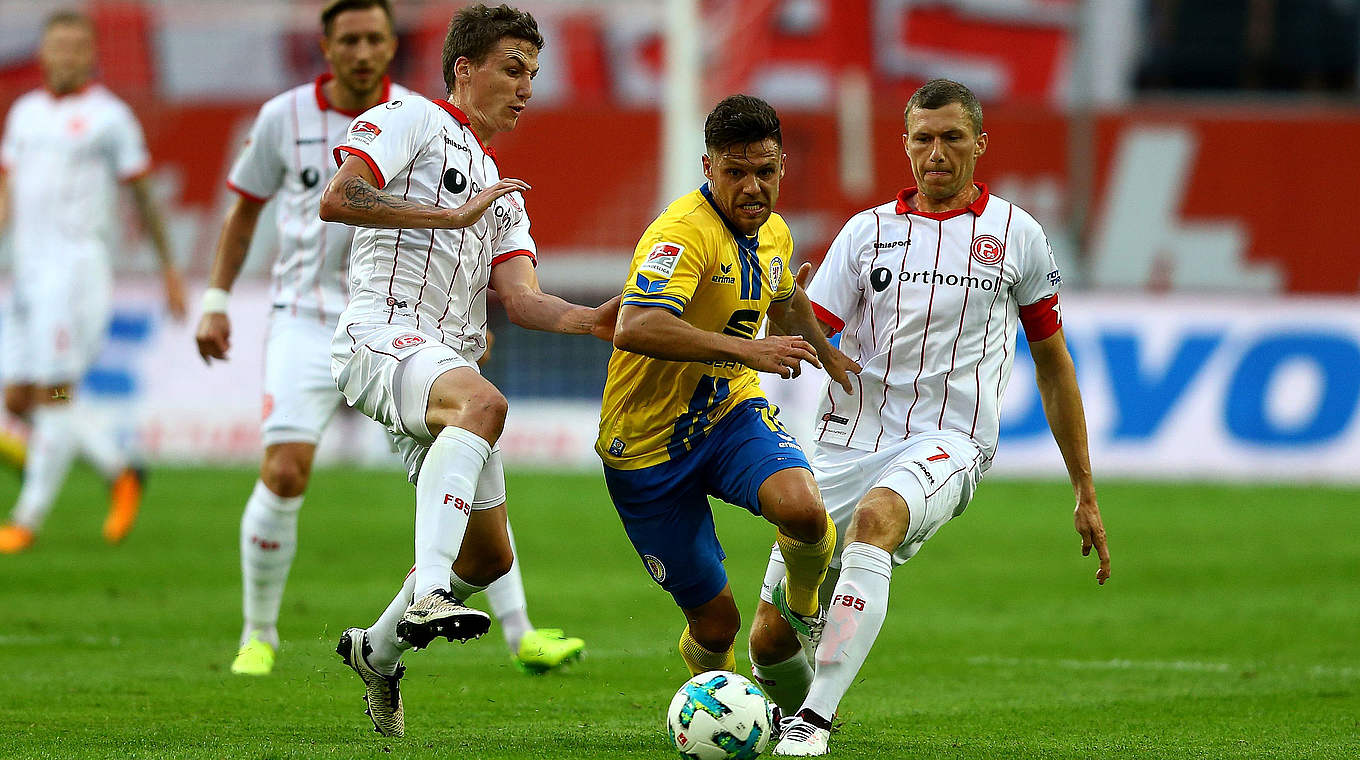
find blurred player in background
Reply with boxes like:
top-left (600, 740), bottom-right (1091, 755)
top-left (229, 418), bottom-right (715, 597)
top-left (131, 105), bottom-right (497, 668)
top-left (759, 80), bottom-right (1112, 756)
top-left (598, 95), bottom-right (859, 681)
top-left (0, 10), bottom-right (186, 554)
top-left (195, 0), bottom-right (584, 680)
top-left (317, 3), bottom-right (613, 737)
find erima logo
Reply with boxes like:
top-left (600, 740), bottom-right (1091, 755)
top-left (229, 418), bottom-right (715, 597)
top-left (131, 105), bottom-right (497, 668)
top-left (870, 267), bottom-right (1001, 293)
top-left (711, 263), bottom-right (736, 285)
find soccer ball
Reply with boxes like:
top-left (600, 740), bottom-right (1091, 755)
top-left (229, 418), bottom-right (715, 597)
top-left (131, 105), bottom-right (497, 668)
top-left (666, 670), bottom-right (773, 759)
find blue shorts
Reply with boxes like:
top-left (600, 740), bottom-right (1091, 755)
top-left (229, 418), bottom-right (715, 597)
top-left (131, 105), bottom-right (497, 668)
top-left (603, 398), bottom-right (810, 609)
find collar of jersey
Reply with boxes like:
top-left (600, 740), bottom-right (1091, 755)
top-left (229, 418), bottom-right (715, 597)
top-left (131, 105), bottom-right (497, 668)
top-left (895, 182), bottom-right (989, 220)
top-left (313, 73), bottom-right (393, 118)
top-left (698, 182), bottom-right (760, 256)
top-left (43, 82), bottom-right (95, 99)
top-left (431, 100), bottom-right (499, 164)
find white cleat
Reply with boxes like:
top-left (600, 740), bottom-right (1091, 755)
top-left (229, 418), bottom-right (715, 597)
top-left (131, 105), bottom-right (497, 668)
top-left (773, 713), bottom-right (832, 756)
top-left (336, 627), bottom-right (405, 737)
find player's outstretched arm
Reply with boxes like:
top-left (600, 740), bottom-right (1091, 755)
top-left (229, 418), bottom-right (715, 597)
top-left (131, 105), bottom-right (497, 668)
top-left (488, 256), bottom-right (618, 341)
top-left (129, 175), bottom-right (187, 321)
top-left (767, 263), bottom-right (860, 393)
top-left (1030, 328), bottom-right (1110, 585)
top-left (319, 156), bottom-right (528, 231)
top-left (614, 304), bottom-right (817, 378)
top-left (194, 195), bottom-right (266, 363)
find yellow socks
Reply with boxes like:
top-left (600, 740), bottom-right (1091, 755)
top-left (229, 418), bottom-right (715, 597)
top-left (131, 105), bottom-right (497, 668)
top-left (678, 625), bottom-right (736, 676)
top-left (775, 513), bottom-right (836, 617)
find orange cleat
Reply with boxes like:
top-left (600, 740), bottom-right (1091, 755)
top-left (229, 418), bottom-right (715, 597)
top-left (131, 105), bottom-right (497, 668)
top-left (103, 468), bottom-right (145, 544)
top-left (0, 523), bottom-right (35, 554)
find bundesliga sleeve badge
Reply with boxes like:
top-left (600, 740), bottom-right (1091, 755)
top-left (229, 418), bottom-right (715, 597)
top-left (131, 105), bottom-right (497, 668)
top-left (639, 242), bottom-right (684, 278)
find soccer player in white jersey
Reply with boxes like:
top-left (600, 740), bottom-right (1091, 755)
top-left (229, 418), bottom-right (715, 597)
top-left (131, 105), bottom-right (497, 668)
top-left (758, 80), bottom-right (1113, 756)
top-left (0, 11), bottom-right (186, 554)
top-left (194, 0), bottom-right (584, 680)
top-left (316, 4), bottom-right (615, 737)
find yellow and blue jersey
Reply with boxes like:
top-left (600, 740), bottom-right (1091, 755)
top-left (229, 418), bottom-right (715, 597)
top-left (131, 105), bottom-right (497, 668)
top-left (597, 184), bottom-right (797, 470)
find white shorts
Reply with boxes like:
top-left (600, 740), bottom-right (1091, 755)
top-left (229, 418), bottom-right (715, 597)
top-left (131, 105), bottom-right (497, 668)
top-left (1, 260), bottom-right (111, 386)
top-left (261, 311), bottom-right (344, 447)
top-left (333, 322), bottom-right (504, 497)
top-left (760, 430), bottom-right (984, 603)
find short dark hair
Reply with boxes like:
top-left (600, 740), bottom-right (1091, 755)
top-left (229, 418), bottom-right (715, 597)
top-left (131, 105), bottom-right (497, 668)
top-left (704, 95), bottom-right (782, 153)
top-left (442, 4), bottom-right (543, 92)
top-left (905, 79), bottom-right (984, 136)
top-left (320, 0), bottom-right (394, 37)
top-left (44, 9), bottom-right (92, 34)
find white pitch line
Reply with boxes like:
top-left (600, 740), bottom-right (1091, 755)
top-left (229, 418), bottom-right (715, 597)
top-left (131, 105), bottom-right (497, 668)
top-left (966, 655), bottom-right (1360, 678)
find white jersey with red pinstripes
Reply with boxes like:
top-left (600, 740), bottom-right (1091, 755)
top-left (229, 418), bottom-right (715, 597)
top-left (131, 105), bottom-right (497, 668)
top-left (806, 184), bottom-right (1062, 467)
top-left (0, 84), bottom-right (148, 277)
top-left (332, 96), bottom-right (535, 359)
top-left (226, 75), bottom-right (410, 323)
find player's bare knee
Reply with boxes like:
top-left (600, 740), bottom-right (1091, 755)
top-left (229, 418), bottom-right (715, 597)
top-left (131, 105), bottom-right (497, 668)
top-left (846, 495), bottom-right (909, 552)
top-left (760, 475), bottom-right (826, 543)
top-left (426, 385), bottom-right (507, 443)
top-left (4, 386), bottom-right (34, 417)
top-left (260, 453), bottom-right (310, 498)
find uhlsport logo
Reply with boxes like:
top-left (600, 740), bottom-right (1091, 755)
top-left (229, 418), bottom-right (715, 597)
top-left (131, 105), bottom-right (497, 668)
top-left (392, 334), bottom-right (425, 349)
top-left (643, 554), bottom-right (667, 583)
top-left (971, 234), bottom-right (1004, 265)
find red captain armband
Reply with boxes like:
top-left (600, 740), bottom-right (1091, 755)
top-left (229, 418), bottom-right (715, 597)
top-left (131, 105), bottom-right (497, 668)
top-left (810, 301), bottom-right (845, 336)
top-left (1019, 293), bottom-right (1062, 342)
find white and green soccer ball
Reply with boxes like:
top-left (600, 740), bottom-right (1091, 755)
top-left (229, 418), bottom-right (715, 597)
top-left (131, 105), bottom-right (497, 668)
top-left (666, 670), bottom-right (773, 760)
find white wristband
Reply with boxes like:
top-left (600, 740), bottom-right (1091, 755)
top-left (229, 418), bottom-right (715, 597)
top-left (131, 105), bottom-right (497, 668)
top-left (200, 287), bottom-right (230, 314)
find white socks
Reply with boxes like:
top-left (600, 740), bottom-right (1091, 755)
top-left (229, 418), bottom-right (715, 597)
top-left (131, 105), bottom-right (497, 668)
top-left (803, 542), bottom-right (893, 720)
top-left (413, 426), bottom-right (491, 599)
top-left (239, 480), bottom-right (303, 648)
top-left (73, 404), bottom-right (128, 480)
top-left (752, 651), bottom-right (814, 714)
top-left (368, 571), bottom-right (417, 675)
top-left (11, 403), bottom-right (79, 530)
top-left (487, 523), bottom-right (532, 653)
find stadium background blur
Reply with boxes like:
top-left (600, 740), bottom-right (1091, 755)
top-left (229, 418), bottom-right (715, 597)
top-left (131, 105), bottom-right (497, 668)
top-left (2, 2), bottom-right (1358, 758)
top-left (2, 0), bottom-right (1358, 483)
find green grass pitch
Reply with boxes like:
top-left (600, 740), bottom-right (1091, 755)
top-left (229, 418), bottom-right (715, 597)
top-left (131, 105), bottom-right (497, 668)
top-left (1, 467), bottom-right (1357, 759)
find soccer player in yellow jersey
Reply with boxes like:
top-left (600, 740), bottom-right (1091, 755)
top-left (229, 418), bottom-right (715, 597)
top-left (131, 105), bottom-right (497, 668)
top-left (598, 95), bottom-right (860, 687)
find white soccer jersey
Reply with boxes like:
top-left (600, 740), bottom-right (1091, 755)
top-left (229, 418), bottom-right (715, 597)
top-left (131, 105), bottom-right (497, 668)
top-left (333, 96), bottom-right (535, 358)
top-left (227, 75), bottom-right (411, 322)
top-left (0, 84), bottom-right (148, 276)
top-left (807, 185), bottom-right (1062, 465)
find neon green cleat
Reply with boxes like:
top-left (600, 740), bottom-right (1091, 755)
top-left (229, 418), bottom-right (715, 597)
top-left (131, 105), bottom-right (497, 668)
top-left (771, 579), bottom-right (824, 663)
top-left (513, 628), bottom-right (584, 674)
top-left (230, 633), bottom-right (276, 676)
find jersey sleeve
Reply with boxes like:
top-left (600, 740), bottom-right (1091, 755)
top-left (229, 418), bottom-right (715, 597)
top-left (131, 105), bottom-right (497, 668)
top-left (619, 222), bottom-right (710, 316)
top-left (0, 102), bottom-right (19, 172)
top-left (334, 100), bottom-right (428, 189)
top-left (109, 102), bottom-right (151, 181)
top-left (1013, 221), bottom-right (1063, 341)
top-left (804, 216), bottom-right (866, 335)
top-left (226, 101), bottom-right (286, 202)
top-left (490, 192), bottom-right (537, 267)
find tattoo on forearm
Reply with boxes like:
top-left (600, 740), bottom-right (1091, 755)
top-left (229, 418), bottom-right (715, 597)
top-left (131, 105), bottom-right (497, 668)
top-left (341, 176), bottom-right (419, 214)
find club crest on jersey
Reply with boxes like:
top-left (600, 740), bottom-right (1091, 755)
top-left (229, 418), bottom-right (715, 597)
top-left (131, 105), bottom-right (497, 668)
top-left (971, 235), bottom-right (1004, 265)
top-left (349, 120), bottom-right (382, 144)
top-left (392, 334), bottom-right (425, 349)
top-left (643, 554), bottom-right (667, 583)
top-left (639, 242), bottom-right (683, 278)
top-left (769, 256), bottom-right (784, 289)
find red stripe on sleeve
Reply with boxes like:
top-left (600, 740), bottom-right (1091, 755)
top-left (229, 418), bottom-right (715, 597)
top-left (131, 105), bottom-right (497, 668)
top-left (1019, 293), bottom-right (1062, 342)
top-left (811, 300), bottom-right (845, 335)
top-left (491, 249), bottom-right (537, 267)
top-left (334, 146), bottom-right (385, 187)
top-left (226, 179), bottom-right (270, 203)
